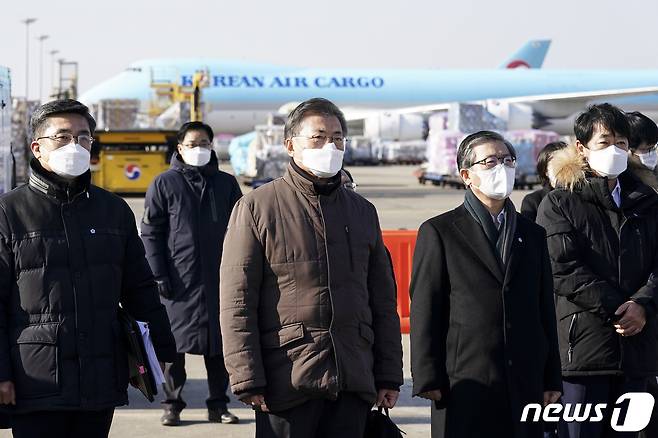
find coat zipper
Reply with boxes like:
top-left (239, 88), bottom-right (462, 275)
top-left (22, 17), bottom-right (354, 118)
top-left (636, 226), bottom-right (644, 268)
top-left (561, 234), bottom-right (568, 255)
top-left (345, 225), bottom-right (354, 271)
top-left (197, 181), bottom-right (205, 265)
top-left (318, 195), bottom-right (340, 395)
top-left (195, 183), bottom-right (206, 350)
top-left (617, 215), bottom-right (628, 370)
top-left (209, 186), bottom-right (218, 222)
top-left (62, 186), bottom-right (87, 395)
top-left (567, 313), bottom-right (578, 363)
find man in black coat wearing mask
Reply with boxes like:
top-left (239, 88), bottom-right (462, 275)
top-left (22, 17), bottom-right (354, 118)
top-left (0, 99), bottom-right (177, 438)
top-left (410, 130), bottom-right (562, 438)
top-left (537, 104), bottom-right (658, 438)
top-left (141, 121), bottom-right (242, 426)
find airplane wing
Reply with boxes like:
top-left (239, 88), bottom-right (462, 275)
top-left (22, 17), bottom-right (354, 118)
top-left (499, 39), bottom-right (551, 69)
top-left (491, 86), bottom-right (658, 105)
top-left (490, 86), bottom-right (658, 117)
top-left (344, 86), bottom-right (658, 121)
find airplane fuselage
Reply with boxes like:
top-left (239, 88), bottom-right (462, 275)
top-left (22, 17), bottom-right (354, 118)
top-left (79, 59), bottom-right (658, 134)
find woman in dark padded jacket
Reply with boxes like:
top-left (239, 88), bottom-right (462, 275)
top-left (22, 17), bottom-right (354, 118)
top-left (521, 141), bottom-right (567, 223)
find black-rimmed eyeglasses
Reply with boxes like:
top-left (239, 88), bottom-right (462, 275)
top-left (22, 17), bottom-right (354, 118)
top-left (36, 133), bottom-right (94, 148)
top-left (292, 135), bottom-right (346, 147)
top-left (471, 155), bottom-right (516, 169)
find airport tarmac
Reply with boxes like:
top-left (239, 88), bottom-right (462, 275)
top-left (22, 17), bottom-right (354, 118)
top-left (102, 335), bottom-right (426, 438)
top-left (0, 165), bottom-right (535, 438)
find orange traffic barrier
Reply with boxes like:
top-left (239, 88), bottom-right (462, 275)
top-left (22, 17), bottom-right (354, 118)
top-left (382, 230), bottom-right (418, 334)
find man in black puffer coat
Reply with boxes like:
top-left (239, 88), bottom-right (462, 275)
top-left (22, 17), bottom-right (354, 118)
top-left (537, 104), bottom-right (658, 438)
top-left (141, 122), bottom-right (242, 426)
top-left (0, 100), bottom-right (177, 438)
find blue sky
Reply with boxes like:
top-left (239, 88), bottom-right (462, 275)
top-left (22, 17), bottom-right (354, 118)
top-left (2, 0), bottom-right (655, 100)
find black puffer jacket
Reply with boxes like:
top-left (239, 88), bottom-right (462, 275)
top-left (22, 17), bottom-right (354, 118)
top-left (537, 145), bottom-right (658, 377)
top-left (141, 151), bottom-right (242, 356)
top-left (0, 160), bottom-right (177, 413)
top-left (521, 185), bottom-right (550, 223)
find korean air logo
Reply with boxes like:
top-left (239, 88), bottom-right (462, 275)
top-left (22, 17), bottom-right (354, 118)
top-left (125, 164), bottom-right (141, 180)
top-left (506, 60), bottom-right (531, 69)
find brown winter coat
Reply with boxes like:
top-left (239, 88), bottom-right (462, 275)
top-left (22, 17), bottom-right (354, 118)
top-left (219, 164), bottom-right (403, 412)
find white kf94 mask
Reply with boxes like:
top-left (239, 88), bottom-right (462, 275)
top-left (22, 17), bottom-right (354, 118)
top-left (636, 150), bottom-right (658, 170)
top-left (301, 143), bottom-right (344, 178)
top-left (587, 145), bottom-right (628, 178)
top-left (472, 163), bottom-right (516, 200)
top-left (180, 147), bottom-right (212, 167)
top-left (47, 142), bottom-right (90, 178)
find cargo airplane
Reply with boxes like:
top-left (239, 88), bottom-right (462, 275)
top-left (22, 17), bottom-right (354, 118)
top-left (78, 39), bottom-right (658, 134)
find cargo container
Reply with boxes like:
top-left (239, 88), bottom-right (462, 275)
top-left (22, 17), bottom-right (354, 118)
top-left (364, 113), bottom-right (425, 141)
top-left (90, 130), bottom-right (177, 193)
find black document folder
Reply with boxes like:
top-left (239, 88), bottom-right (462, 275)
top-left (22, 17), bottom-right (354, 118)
top-left (117, 308), bottom-right (158, 402)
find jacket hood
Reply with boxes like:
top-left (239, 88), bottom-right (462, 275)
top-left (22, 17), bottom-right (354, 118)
top-left (546, 144), bottom-right (587, 192)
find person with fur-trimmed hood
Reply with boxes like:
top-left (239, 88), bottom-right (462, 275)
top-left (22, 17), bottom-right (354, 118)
top-left (627, 111), bottom-right (658, 192)
top-left (537, 103), bottom-right (658, 438)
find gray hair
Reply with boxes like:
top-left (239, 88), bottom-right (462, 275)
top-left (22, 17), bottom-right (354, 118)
top-left (284, 98), bottom-right (347, 139)
top-left (457, 130), bottom-right (516, 170)
top-left (30, 99), bottom-right (96, 139)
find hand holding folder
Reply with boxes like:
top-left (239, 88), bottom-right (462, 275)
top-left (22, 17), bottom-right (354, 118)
top-left (136, 320), bottom-right (166, 387)
top-left (117, 308), bottom-right (165, 402)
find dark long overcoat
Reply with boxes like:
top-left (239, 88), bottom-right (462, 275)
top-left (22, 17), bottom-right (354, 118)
top-left (410, 204), bottom-right (562, 438)
top-left (141, 151), bottom-right (242, 355)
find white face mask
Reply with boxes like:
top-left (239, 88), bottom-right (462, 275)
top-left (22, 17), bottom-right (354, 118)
top-left (301, 143), bottom-right (344, 178)
top-left (180, 147), bottom-right (211, 167)
top-left (636, 150), bottom-right (658, 170)
top-left (471, 163), bottom-right (516, 200)
top-left (586, 145), bottom-right (628, 178)
top-left (47, 142), bottom-right (90, 178)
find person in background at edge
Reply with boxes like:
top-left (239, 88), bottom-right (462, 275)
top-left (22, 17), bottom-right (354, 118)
top-left (626, 111), bottom-right (658, 192)
top-left (626, 111), bottom-right (658, 438)
top-left (521, 141), bottom-right (568, 222)
top-left (521, 142), bottom-right (569, 438)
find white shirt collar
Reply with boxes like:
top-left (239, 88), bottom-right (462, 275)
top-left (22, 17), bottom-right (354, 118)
top-left (491, 209), bottom-right (506, 229)
top-left (611, 180), bottom-right (621, 208)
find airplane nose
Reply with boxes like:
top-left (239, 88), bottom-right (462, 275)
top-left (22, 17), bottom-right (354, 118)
top-left (79, 69), bottom-right (152, 105)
